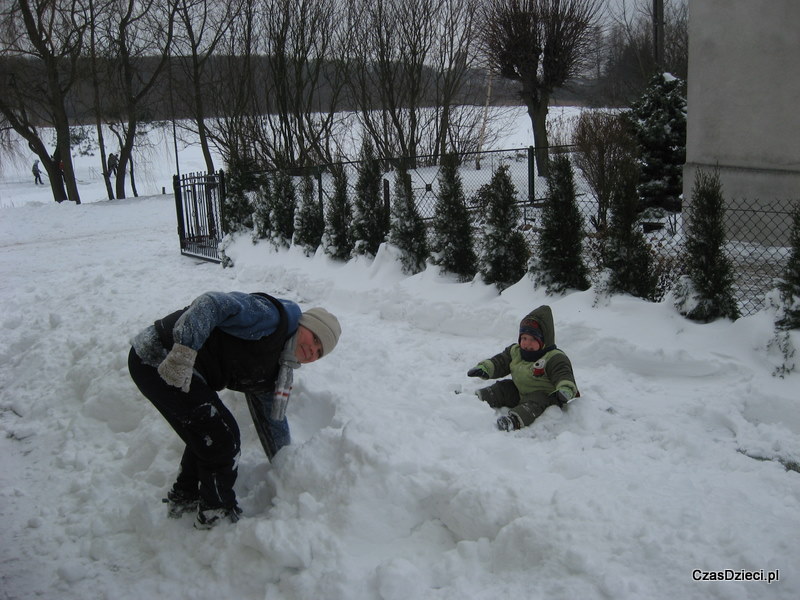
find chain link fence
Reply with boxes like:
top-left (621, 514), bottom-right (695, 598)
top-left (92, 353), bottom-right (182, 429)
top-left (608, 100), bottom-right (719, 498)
top-left (175, 148), bottom-right (796, 317)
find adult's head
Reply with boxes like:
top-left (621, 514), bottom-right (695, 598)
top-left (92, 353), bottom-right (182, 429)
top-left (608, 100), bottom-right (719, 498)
top-left (295, 308), bottom-right (341, 363)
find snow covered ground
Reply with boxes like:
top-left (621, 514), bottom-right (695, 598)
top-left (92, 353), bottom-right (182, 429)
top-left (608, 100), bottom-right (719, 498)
top-left (1, 111), bottom-right (799, 600)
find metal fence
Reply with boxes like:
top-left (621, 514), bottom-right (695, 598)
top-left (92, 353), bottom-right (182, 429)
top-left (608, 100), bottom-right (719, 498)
top-left (172, 149), bottom-right (796, 317)
top-left (173, 170), bottom-right (225, 262)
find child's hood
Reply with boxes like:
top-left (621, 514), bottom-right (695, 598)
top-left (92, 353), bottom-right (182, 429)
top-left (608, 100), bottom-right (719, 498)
top-left (521, 305), bottom-right (556, 347)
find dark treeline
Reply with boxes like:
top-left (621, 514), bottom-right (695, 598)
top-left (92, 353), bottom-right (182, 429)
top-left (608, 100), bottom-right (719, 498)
top-left (1, 54), bottom-right (529, 125)
top-left (1, 0), bottom-right (686, 205)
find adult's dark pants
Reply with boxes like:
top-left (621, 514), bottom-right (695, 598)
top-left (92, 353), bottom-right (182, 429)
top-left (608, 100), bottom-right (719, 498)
top-left (128, 348), bottom-right (240, 509)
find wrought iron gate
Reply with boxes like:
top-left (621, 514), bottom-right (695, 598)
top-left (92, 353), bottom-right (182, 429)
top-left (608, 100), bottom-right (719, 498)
top-left (173, 171), bottom-right (224, 262)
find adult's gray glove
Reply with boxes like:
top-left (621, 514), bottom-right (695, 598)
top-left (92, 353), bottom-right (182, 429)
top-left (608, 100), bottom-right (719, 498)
top-left (157, 343), bottom-right (197, 393)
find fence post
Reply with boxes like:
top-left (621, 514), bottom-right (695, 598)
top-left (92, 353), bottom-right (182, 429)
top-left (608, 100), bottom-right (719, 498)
top-left (383, 177), bottom-right (390, 217)
top-left (173, 174), bottom-right (186, 250)
top-left (315, 168), bottom-right (324, 215)
top-left (217, 169), bottom-right (226, 235)
top-left (527, 146), bottom-right (536, 204)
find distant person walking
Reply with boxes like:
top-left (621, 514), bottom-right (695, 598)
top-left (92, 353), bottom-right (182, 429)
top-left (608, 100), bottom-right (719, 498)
top-left (107, 152), bottom-right (118, 177)
top-left (32, 160), bottom-right (43, 185)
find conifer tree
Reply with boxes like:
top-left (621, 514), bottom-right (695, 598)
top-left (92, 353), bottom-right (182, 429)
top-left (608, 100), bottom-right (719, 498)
top-left (222, 156), bottom-right (263, 233)
top-left (252, 178), bottom-right (271, 240)
top-left (268, 170), bottom-right (296, 248)
top-left (431, 153), bottom-right (477, 281)
top-left (388, 163), bottom-right (429, 274)
top-left (630, 73), bottom-right (687, 213)
top-left (766, 204), bottom-right (800, 376)
top-left (533, 153), bottom-right (590, 294)
top-left (674, 169), bottom-right (739, 321)
top-left (775, 204), bottom-right (800, 330)
top-left (603, 154), bottom-right (657, 299)
top-left (323, 164), bottom-right (354, 261)
top-left (351, 139), bottom-right (389, 257)
top-left (477, 165), bottom-right (529, 290)
top-left (294, 174), bottom-right (324, 255)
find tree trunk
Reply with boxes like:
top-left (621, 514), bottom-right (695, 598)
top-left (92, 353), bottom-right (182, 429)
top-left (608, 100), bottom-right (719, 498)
top-left (48, 69), bottom-right (81, 204)
top-left (88, 0), bottom-right (114, 200)
top-left (95, 123), bottom-right (115, 200)
top-left (526, 95), bottom-right (551, 179)
top-left (115, 115), bottom-right (137, 200)
top-left (130, 155), bottom-right (138, 197)
top-left (196, 111), bottom-right (215, 173)
top-left (436, 103), bottom-right (451, 161)
top-left (7, 122), bottom-right (68, 202)
top-left (192, 57), bottom-right (215, 173)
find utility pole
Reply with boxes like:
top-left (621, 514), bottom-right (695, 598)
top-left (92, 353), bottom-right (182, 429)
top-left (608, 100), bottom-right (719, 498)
top-left (653, 0), bottom-right (665, 70)
top-left (168, 55), bottom-right (180, 178)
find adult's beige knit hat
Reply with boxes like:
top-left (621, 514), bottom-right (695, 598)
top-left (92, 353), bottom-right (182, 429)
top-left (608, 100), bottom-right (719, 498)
top-left (299, 308), bottom-right (341, 357)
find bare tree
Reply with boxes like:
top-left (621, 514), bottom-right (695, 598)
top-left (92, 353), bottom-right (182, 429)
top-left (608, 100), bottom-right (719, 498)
top-left (0, 117), bottom-right (23, 175)
top-left (573, 109), bottom-right (637, 233)
top-left (205, 0), bottom-right (259, 168)
top-left (0, 0), bottom-right (90, 203)
top-left (663, 0), bottom-right (687, 79)
top-left (481, 0), bottom-right (602, 177)
top-left (85, 0), bottom-right (117, 199)
top-left (100, 0), bottom-right (176, 199)
top-left (253, 0), bottom-right (349, 168)
top-left (348, 0), bottom-right (441, 164)
top-left (173, 0), bottom-right (241, 173)
top-left (430, 0), bottom-right (483, 159)
top-left (600, 0), bottom-right (687, 103)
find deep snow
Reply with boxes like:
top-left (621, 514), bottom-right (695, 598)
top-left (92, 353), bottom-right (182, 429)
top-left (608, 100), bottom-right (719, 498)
top-left (1, 110), bottom-right (799, 600)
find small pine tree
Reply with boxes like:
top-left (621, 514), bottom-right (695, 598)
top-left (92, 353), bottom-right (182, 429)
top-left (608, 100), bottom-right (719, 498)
top-left (294, 174), bottom-right (324, 255)
top-left (630, 73), bottom-right (687, 213)
top-left (323, 164), bottom-right (354, 261)
top-left (775, 204), bottom-right (800, 330)
top-left (269, 170), bottom-right (296, 248)
top-left (674, 169), bottom-right (740, 322)
top-left (352, 139), bottom-right (389, 257)
top-left (477, 164), bottom-right (530, 290)
top-left (603, 155), bottom-right (658, 300)
top-left (388, 163), bottom-right (429, 274)
top-left (252, 178), bottom-right (271, 240)
top-left (222, 156), bottom-right (264, 233)
top-left (431, 153), bottom-right (477, 281)
top-left (533, 153), bottom-right (590, 294)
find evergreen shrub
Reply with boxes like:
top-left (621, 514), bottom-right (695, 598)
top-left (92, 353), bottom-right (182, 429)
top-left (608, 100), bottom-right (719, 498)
top-left (431, 153), bottom-right (477, 281)
top-left (673, 168), bottom-right (740, 321)
top-left (477, 164), bottom-right (529, 290)
top-left (532, 153), bottom-right (589, 294)
top-left (388, 163), bottom-right (429, 274)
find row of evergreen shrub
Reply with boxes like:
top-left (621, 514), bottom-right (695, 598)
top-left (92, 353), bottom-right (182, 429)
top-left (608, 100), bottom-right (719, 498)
top-left (220, 147), bottom-right (800, 373)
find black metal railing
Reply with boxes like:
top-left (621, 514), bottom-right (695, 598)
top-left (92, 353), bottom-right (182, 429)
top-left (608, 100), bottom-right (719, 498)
top-left (173, 170), bottom-right (225, 262)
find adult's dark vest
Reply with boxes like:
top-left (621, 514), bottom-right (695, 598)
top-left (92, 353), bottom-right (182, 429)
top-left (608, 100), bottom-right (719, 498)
top-left (154, 293), bottom-right (289, 394)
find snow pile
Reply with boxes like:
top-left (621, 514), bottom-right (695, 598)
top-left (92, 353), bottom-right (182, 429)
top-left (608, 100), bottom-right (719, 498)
top-left (1, 114), bottom-right (799, 599)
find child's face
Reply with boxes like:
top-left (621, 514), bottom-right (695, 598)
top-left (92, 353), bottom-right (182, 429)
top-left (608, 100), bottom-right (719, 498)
top-left (519, 333), bottom-right (542, 351)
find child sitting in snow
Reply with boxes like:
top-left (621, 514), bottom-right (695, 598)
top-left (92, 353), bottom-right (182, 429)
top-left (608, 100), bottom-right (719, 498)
top-left (467, 305), bottom-right (578, 431)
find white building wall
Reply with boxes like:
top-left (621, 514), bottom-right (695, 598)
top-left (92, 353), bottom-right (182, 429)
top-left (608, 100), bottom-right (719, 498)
top-left (683, 0), bottom-right (800, 245)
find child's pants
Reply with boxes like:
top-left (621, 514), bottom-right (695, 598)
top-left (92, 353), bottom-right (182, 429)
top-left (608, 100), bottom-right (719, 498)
top-left (128, 348), bottom-right (240, 509)
top-left (476, 379), bottom-right (558, 426)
